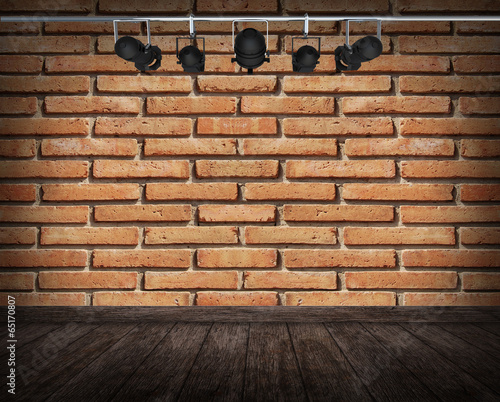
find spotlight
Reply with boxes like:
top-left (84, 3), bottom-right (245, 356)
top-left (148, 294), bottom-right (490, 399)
top-left (114, 36), bottom-right (162, 71)
top-left (232, 28), bottom-right (270, 75)
top-left (176, 38), bottom-right (205, 73)
top-left (292, 37), bottom-right (320, 73)
top-left (334, 35), bottom-right (383, 71)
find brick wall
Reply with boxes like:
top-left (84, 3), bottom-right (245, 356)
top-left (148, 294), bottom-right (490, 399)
top-left (0, 0), bottom-right (499, 306)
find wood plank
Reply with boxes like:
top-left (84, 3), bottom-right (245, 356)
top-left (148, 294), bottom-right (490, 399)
top-left (111, 323), bottom-right (211, 401)
top-left (287, 322), bottom-right (372, 401)
top-left (326, 322), bottom-right (440, 401)
top-left (438, 323), bottom-right (500, 360)
top-left (177, 323), bottom-right (249, 401)
top-left (363, 322), bottom-right (499, 402)
top-left (45, 323), bottom-right (173, 401)
top-left (244, 323), bottom-right (307, 402)
top-left (401, 323), bottom-right (500, 394)
top-left (475, 322), bottom-right (500, 337)
top-left (0, 323), bottom-right (62, 358)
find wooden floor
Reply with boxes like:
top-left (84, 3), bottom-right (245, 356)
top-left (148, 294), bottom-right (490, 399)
top-left (3, 307), bottom-right (500, 401)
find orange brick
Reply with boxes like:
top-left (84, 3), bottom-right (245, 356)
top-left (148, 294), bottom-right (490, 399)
top-left (0, 250), bottom-right (87, 268)
top-left (403, 250), bottom-right (500, 268)
top-left (42, 184), bottom-right (140, 201)
top-left (345, 138), bottom-right (454, 157)
top-left (343, 184), bottom-right (453, 201)
top-left (0, 227), bottom-right (36, 245)
top-left (0, 56), bottom-right (42, 73)
top-left (397, 0), bottom-right (500, 12)
top-left (245, 227), bottom-right (336, 245)
top-left (97, 75), bottom-right (191, 93)
top-left (39, 271), bottom-right (137, 290)
top-left (95, 205), bottom-right (191, 222)
top-left (198, 205), bottom-right (276, 223)
top-left (144, 139), bottom-right (236, 156)
top-left (150, 21), bottom-right (235, 34)
top-left (399, 36), bottom-right (500, 54)
top-left (460, 97), bottom-right (500, 115)
top-left (460, 228), bottom-right (500, 245)
top-left (241, 21), bottom-right (338, 34)
top-left (285, 291), bottom-right (396, 306)
top-left (197, 76), bottom-right (277, 92)
top-left (283, 76), bottom-right (391, 93)
top-left (242, 139), bottom-right (337, 156)
top-left (0, 161), bottom-right (88, 178)
top-left (346, 272), bottom-right (458, 290)
top-left (0, 118), bottom-right (89, 136)
top-left (0, 76), bottom-right (89, 93)
top-left (93, 160), bottom-right (189, 179)
top-left (0, 184), bottom-right (36, 201)
top-left (0, 22), bottom-right (39, 34)
top-left (99, 0), bottom-right (189, 12)
top-left (461, 184), bottom-right (500, 202)
top-left (404, 293), bottom-right (500, 306)
top-left (146, 183), bottom-right (237, 201)
top-left (245, 183), bottom-right (336, 201)
top-left (145, 226), bottom-right (238, 245)
top-left (196, 160), bottom-right (279, 179)
top-left (284, 205), bottom-right (394, 222)
top-left (256, 54), bottom-right (337, 73)
top-left (197, 248), bottom-right (277, 268)
top-left (283, 117), bottom-right (393, 136)
top-left (95, 117), bottom-right (191, 136)
top-left (344, 227), bottom-right (455, 246)
top-left (0, 206), bottom-right (88, 223)
top-left (401, 206), bottom-right (500, 224)
top-left (0, 0), bottom-right (92, 11)
top-left (400, 76), bottom-right (500, 94)
top-left (283, 35), bottom-right (391, 54)
top-left (244, 272), bottom-right (337, 290)
top-left (453, 55), bottom-right (500, 74)
top-left (197, 0), bottom-right (277, 12)
top-left (343, 96), bottom-right (450, 114)
top-left (341, 21), bottom-right (450, 34)
top-left (284, 249), bottom-right (396, 268)
top-left (41, 139), bottom-right (137, 157)
top-left (287, 160), bottom-right (395, 179)
top-left (348, 55), bottom-right (450, 73)
top-left (0, 97), bottom-right (37, 114)
top-left (41, 227), bottom-right (139, 246)
top-left (44, 21), bottom-right (140, 34)
top-left (45, 96), bottom-right (140, 114)
top-left (93, 291), bottom-right (190, 306)
top-left (283, 0), bottom-right (388, 12)
top-left (196, 291), bottom-right (278, 306)
top-left (241, 97), bottom-right (334, 115)
top-left (147, 97), bottom-right (236, 114)
top-left (0, 273), bottom-right (35, 290)
top-left (197, 117), bottom-right (277, 135)
top-left (401, 161), bottom-right (500, 178)
top-left (0, 293), bottom-right (86, 306)
top-left (462, 273), bottom-right (500, 291)
top-left (93, 249), bottom-right (191, 268)
top-left (145, 271), bottom-right (238, 290)
top-left (456, 22), bottom-right (500, 33)
top-left (46, 55), bottom-right (138, 73)
top-left (0, 36), bottom-right (90, 54)
top-left (0, 139), bottom-right (36, 158)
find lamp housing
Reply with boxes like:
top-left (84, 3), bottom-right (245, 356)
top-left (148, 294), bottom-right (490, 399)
top-left (176, 37), bottom-right (205, 73)
top-left (231, 28), bottom-right (270, 74)
top-left (114, 35), bottom-right (162, 71)
top-left (334, 35), bottom-right (382, 71)
top-left (292, 37), bottom-right (321, 73)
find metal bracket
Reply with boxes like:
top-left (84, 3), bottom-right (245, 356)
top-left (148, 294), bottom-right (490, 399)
top-left (113, 19), bottom-right (151, 46)
top-left (231, 18), bottom-right (269, 56)
top-left (345, 19), bottom-right (382, 48)
top-left (303, 13), bottom-right (309, 38)
top-left (189, 13), bottom-right (196, 38)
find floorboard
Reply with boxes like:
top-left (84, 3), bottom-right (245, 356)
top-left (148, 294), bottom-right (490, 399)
top-left (474, 322), bottom-right (500, 336)
top-left (0, 323), bottom-right (62, 358)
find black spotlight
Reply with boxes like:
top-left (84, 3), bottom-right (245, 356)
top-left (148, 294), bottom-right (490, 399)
top-left (177, 38), bottom-right (205, 73)
top-left (334, 35), bottom-right (383, 71)
top-left (114, 36), bottom-right (162, 71)
top-left (292, 37), bottom-right (321, 73)
top-left (232, 28), bottom-right (270, 75)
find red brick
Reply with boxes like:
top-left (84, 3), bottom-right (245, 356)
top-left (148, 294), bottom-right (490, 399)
top-left (146, 183), bottom-right (237, 201)
top-left (346, 272), bottom-right (458, 290)
top-left (0, 22), bottom-right (39, 34)
top-left (99, 0), bottom-right (189, 12)
top-left (95, 117), bottom-right (191, 136)
top-left (145, 226), bottom-right (238, 245)
top-left (93, 160), bottom-right (189, 179)
top-left (463, 273), bottom-right (500, 290)
top-left (403, 250), bottom-right (500, 268)
top-left (343, 96), bottom-right (450, 114)
top-left (42, 184), bottom-right (140, 201)
top-left (41, 227), bottom-right (139, 246)
top-left (93, 291), bottom-right (190, 306)
top-left (196, 291), bottom-right (278, 306)
top-left (404, 293), bottom-right (500, 306)
top-left (341, 21), bottom-right (450, 34)
top-left (344, 227), bottom-right (455, 246)
top-left (456, 22), bottom-right (500, 33)
top-left (245, 183), bottom-right (336, 201)
top-left (0, 36), bottom-right (90, 54)
top-left (145, 139), bottom-right (236, 156)
top-left (0, 250), bottom-right (87, 268)
top-left (39, 271), bottom-right (137, 290)
top-left (0, 273), bottom-right (35, 290)
top-left (397, 0), bottom-right (500, 12)
top-left (197, 0), bottom-right (277, 12)
top-left (245, 226), bottom-right (336, 245)
top-left (284, 205), bottom-right (394, 222)
top-left (283, 117), bottom-right (393, 136)
top-left (461, 184), bottom-right (500, 202)
top-left (197, 117), bottom-right (277, 135)
top-left (287, 160), bottom-right (395, 179)
top-left (285, 291), bottom-right (396, 306)
top-left (148, 96), bottom-right (236, 115)
top-left (196, 160), bottom-right (279, 179)
top-left (453, 55), bottom-right (500, 74)
top-left (459, 97), bottom-right (500, 115)
top-left (150, 21), bottom-right (237, 34)
top-left (461, 228), bottom-right (500, 245)
top-left (401, 206), bottom-right (500, 223)
top-left (145, 271), bottom-right (238, 290)
top-left (283, 76), bottom-right (391, 93)
top-left (0, 293), bottom-right (86, 306)
top-left (42, 139), bottom-right (137, 157)
top-left (0, 118), bottom-right (89, 136)
top-left (0, 140), bottom-right (36, 158)
top-left (45, 96), bottom-right (140, 114)
top-left (0, 161), bottom-right (88, 179)
top-left (343, 184), bottom-right (453, 201)
top-left (0, 206), bottom-right (88, 223)
top-left (241, 96), bottom-right (334, 115)
top-left (400, 76), bottom-right (500, 94)
top-left (0, 56), bottom-right (42, 73)
top-left (97, 75), bottom-right (192, 93)
top-left (0, 76), bottom-right (89, 93)
top-left (401, 161), bottom-right (500, 178)
top-left (197, 248), bottom-right (277, 268)
top-left (95, 205), bottom-right (191, 222)
top-left (345, 138), bottom-right (454, 157)
top-left (0, 97), bottom-right (37, 115)
top-left (44, 22), bottom-right (140, 34)
top-left (400, 36), bottom-right (500, 54)
top-left (350, 55), bottom-right (450, 73)
top-left (94, 249), bottom-right (191, 268)
top-left (198, 205), bottom-right (276, 223)
top-left (283, 35), bottom-right (391, 55)
top-left (197, 76), bottom-right (277, 92)
top-left (244, 272), bottom-right (337, 290)
top-left (0, 184), bottom-right (36, 202)
top-left (283, 0), bottom-right (388, 12)
top-left (284, 249), bottom-right (396, 268)
top-left (242, 139), bottom-right (337, 156)
top-left (0, 227), bottom-right (36, 245)
top-left (46, 55), bottom-right (138, 73)
top-left (0, 0), bottom-right (92, 11)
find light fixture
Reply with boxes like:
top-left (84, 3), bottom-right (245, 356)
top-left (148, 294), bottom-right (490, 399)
top-left (232, 27), bottom-right (270, 75)
top-left (292, 38), bottom-right (320, 73)
top-left (176, 14), bottom-right (205, 73)
top-left (114, 36), bottom-right (162, 71)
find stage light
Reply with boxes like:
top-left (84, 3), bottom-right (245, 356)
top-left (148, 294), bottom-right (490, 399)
top-left (232, 28), bottom-right (270, 74)
top-left (334, 35), bottom-right (382, 71)
top-left (177, 38), bottom-right (205, 73)
top-left (292, 37), bottom-right (320, 73)
top-left (114, 36), bottom-right (162, 71)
